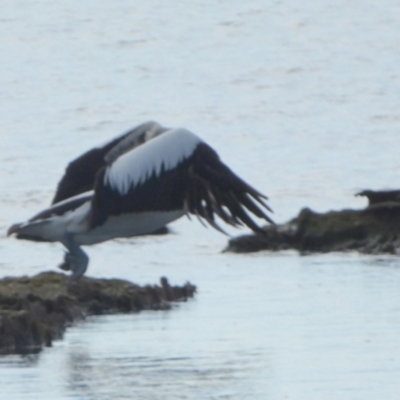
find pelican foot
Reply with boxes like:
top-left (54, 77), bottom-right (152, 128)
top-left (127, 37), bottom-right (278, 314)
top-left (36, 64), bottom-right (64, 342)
top-left (58, 251), bottom-right (73, 271)
top-left (61, 234), bottom-right (89, 280)
top-left (69, 251), bottom-right (89, 280)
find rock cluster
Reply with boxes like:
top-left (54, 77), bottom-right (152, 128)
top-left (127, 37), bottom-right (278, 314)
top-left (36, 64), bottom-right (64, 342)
top-left (0, 272), bottom-right (195, 355)
top-left (227, 190), bottom-right (400, 255)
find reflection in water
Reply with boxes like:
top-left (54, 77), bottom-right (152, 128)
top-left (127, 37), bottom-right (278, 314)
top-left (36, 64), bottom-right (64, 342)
top-left (0, 354), bottom-right (40, 368)
top-left (65, 344), bottom-right (267, 399)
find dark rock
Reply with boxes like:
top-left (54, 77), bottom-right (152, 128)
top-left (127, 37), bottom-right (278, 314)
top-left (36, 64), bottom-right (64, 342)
top-left (356, 189), bottom-right (400, 206)
top-left (227, 202), bottom-right (400, 255)
top-left (0, 272), bottom-right (195, 355)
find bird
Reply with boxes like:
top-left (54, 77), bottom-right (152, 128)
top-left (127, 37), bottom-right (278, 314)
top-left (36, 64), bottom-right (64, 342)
top-left (8, 127), bottom-right (274, 280)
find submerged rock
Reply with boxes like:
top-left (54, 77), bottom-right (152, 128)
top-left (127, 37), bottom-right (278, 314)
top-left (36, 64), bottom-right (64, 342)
top-left (0, 272), bottom-right (195, 355)
top-left (227, 200), bottom-right (400, 255)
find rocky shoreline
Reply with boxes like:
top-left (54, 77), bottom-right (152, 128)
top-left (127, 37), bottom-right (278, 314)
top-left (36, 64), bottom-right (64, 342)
top-left (227, 191), bottom-right (400, 255)
top-left (0, 272), bottom-right (195, 355)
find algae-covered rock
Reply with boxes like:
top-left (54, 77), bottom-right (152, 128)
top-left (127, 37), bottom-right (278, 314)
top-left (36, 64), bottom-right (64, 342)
top-left (0, 272), bottom-right (195, 355)
top-left (227, 202), bottom-right (400, 255)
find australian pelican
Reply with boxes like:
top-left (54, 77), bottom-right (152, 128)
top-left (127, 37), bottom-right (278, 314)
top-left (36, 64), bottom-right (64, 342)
top-left (8, 127), bottom-right (274, 280)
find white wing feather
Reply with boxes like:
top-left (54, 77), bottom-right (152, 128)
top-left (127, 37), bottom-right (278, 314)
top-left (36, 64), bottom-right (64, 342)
top-left (103, 128), bottom-right (202, 195)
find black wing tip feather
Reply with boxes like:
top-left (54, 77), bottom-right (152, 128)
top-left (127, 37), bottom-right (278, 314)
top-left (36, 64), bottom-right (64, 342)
top-left (188, 143), bottom-right (275, 234)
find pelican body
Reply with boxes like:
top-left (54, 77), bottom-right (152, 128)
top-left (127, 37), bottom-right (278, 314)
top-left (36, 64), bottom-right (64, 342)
top-left (8, 126), bottom-right (273, 279)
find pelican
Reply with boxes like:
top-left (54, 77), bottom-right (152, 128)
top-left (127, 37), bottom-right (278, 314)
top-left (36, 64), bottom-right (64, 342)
top-left (8, 127), bottom-right (274, 279)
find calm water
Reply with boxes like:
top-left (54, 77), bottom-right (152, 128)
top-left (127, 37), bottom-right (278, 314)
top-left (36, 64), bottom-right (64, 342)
top-left (1, 1), bottom-right (400, 399)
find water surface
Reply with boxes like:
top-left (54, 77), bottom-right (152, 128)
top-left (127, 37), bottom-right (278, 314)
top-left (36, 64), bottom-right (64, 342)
top-left (1, 1), bottom-right (400, 399)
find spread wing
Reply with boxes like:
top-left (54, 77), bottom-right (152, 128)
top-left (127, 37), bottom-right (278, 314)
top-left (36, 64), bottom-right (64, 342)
top-left (90, 128), bottom-right (273, 234)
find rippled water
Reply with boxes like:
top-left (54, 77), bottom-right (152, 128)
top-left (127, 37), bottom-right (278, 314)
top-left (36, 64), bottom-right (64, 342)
top-left (1, 1), bottom-right (400, 399)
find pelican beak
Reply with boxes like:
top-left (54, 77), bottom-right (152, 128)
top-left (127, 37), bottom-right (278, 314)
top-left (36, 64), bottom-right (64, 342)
top-left (7, 223), bottom-right (22, 236)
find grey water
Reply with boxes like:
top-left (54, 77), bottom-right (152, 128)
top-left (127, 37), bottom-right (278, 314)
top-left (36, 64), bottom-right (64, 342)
top-left (1, 1), bottom-right (400, 399)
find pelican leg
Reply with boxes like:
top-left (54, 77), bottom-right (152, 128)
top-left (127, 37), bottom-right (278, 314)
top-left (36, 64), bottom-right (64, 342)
top-left (60, 234), bottom-right (89, 280)
top-left (58, 251), bottom-right (74, 271)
